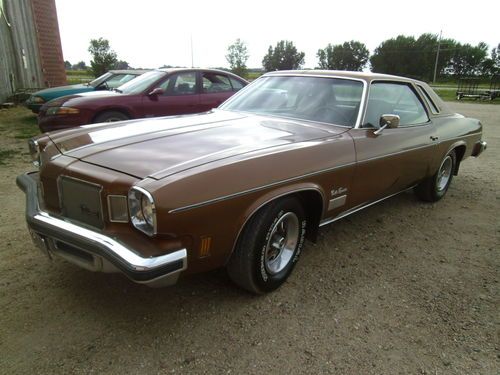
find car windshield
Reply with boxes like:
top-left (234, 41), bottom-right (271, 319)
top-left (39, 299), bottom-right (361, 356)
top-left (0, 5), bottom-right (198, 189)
top-left (117, 71), bottom-right (166, 94)
top-left (221, 76), bottom-right (364, 127)
top-left (88, 72), bottom-right (113, 88)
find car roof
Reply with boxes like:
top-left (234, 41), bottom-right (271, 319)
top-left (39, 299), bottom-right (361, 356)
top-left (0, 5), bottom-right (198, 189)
top-left (153, 68), bottom-right (248, 81)
top-left (264, 69), bottom-right (425, 84)
top-left (108, 69), bottom-right (151, 75)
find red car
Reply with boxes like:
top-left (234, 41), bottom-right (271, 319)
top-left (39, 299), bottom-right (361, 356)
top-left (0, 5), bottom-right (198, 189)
top-left (38, 68), bottom-right (248, 132)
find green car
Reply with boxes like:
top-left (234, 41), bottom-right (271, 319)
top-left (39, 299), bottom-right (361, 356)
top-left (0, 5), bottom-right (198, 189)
top-left (25, 70), bottom-right (149, 113)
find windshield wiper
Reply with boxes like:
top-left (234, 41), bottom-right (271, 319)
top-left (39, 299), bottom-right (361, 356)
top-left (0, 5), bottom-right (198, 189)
top-left (113, 88), bottom-right (123, 93)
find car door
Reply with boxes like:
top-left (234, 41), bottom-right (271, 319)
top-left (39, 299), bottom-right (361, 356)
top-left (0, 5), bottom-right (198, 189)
top-left (139, 71), bottom-right (201, 118)
top-left (347, 81), bottom-right (438, 208)
top-left (199, 72), bottom-right (237, 111)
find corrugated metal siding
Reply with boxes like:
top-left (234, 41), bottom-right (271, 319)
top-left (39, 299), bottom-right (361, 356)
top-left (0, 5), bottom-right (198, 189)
top-left (0, 0), bottom-right (65, 102)
top-left (0, 2), bottom-right (18, 101)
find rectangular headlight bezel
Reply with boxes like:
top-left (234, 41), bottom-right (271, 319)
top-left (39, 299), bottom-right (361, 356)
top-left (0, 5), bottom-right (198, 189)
top-left (128, 187), bottom-right (157, 237)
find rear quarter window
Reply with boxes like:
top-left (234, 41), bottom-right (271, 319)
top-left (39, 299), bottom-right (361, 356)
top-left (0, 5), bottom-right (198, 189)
top-left (417, 85), bottom-right (440, 114)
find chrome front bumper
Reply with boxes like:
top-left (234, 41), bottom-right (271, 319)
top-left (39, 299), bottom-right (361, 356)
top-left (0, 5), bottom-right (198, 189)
top-left (472, 140), bottom-right (487, 157)
top-left (16, 172), bottom-right (187, 287)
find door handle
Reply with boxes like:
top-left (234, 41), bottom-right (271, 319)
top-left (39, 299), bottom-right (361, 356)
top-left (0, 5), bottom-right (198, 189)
top-left (430, 136), bottom-right (439, 141)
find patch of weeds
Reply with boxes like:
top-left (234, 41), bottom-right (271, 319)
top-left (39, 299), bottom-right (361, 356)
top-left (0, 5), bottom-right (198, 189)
top-left (0, 149), bottom-right (18, 165)
top-left (15, 125), bottom-right (39, 139)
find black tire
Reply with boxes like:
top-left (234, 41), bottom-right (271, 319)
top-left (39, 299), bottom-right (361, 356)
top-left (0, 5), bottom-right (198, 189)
top-left (93, 111), bottom-right (129, 123)
top-left (227, 197), bottom-right (307, 294)
top-left (414, 150), bottom-right (456, 202)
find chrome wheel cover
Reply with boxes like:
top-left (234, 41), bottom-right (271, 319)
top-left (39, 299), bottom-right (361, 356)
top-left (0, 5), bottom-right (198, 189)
top-left (264, 212), bottom-right (300, 275)
top-left (437, 156), bottom-right (452, 192)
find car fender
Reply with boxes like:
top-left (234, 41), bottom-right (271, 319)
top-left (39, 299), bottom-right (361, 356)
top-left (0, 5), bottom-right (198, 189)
top-left (225, 182), bottom-right (326, 264)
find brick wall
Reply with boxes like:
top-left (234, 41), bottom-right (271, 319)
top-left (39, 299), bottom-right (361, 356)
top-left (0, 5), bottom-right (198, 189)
top-left (31, 0), bottom-right (66, 86)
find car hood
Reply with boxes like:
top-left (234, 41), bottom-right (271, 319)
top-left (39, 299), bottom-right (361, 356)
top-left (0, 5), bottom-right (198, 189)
top-left (48, 110), bottom-right (347, 180)
top-left (36, 84), bottom-right (93, 99)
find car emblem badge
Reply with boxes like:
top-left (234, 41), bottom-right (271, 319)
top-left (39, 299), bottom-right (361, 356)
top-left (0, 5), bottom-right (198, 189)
top-left (331, 187), bottom-right (347, 197)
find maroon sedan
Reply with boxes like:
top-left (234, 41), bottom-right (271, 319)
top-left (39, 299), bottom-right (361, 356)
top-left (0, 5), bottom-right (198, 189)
top-left (38, 68), bottom-right (248, 132)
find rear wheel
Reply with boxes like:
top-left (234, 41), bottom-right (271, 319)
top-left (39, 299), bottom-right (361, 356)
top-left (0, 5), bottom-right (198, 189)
top-left (94, 111), bottom-right (129, 123)
top-left (227, 197), bottom-right (307, 294)
top-left (414, 150), bottom-right (456, 202)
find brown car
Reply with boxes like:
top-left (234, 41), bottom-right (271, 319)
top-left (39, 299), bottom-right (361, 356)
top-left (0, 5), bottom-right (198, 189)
top-left (17, 70), bottom-right (487, 294)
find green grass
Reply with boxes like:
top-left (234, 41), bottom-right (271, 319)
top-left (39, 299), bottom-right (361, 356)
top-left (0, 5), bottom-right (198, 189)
top-left (66, 70), bottom-right (93, 85)
top-left (0, 149), bottom-right (17, 165)
top-left (433, 87), bottom-right (500, 104)
top-left (0, 106), bottom-right (40, 140)
top-left (246, 71), bottom-right (264, 81)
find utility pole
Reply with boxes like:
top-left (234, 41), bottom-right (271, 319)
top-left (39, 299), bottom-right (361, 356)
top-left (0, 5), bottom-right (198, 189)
top-left (190, 35), bottom-right (194, 68)
top-left (433, 30), bottom-right (442, 83)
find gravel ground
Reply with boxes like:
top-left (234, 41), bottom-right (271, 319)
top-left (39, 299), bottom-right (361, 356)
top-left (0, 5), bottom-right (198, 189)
top-left (0, 103), bottom-right (498, 374)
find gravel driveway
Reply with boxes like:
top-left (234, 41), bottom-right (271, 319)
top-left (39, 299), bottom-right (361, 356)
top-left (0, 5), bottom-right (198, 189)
top-left (0, 102), bottom-right (498, 374)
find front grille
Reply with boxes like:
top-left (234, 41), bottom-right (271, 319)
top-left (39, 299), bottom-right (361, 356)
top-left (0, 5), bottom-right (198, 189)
top-left (59, 176), bottom-right (104, 229)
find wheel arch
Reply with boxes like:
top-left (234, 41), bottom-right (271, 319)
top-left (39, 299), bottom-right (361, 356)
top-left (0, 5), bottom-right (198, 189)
top-left (91, 107), bottom-right (133, 123)
top-left (452, 144), bottom-right (467, 175)
top-left (225, 185), bottom-right (326, 264)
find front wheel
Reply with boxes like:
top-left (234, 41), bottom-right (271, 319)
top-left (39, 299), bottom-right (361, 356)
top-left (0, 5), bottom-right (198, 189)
top-left (414, 150), bottom-right (456, 202)
top-left (227, 197), bottom-right (307, 294)
top-left (93, 111), bottom-right (129, 123)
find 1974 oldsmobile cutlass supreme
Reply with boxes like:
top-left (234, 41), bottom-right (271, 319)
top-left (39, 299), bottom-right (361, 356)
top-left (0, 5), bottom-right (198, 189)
top-left (17, 70), bottom-right (487, 294)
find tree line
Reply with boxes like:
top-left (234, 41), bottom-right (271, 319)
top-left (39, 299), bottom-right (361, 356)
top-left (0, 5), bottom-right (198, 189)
top-left (69, 35), bottom-right (499, 83)
top-left (227, 34), bottom-right (499, 81)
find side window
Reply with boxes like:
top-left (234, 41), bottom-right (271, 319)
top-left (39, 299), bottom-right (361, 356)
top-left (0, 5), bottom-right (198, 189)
top-left (364, 82), bottom-right (429, 127)
top-left (104, 74), bottom-right (127, 89)
top-left (417, 85), bottom-right (439, 114)
top-left (202, 73), bottom-right (232, 93)
top-left (160, 72), bottom-right (197, 95)
top-left (230, 77), bottom-right (244, 91)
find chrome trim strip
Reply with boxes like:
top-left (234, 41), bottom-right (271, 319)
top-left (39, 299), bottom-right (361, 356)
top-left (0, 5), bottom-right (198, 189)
top-left (356, 142), bottom-right (435, 164)
top-left (169, 162), bottom-right (355, 213)
top-left (320, 186), bottom-right (415, 227)
top-left (16, 173), bottom-right (187, 284)
top-left (438, 132), bottom-right (481, 143)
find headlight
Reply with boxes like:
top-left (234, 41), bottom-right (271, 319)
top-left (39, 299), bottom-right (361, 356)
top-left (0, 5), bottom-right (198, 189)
top-left (28, 139), bottom-right (41, 167)
top-left (32, 96), bottom-right (45, 104)
top-left (128, 187), bottom-right (156, 236)
top-left (45, 106), bottom-right (80, 116)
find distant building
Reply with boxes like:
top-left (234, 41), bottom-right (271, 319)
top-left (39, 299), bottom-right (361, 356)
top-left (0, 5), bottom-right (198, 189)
top-left (0, 0), bottom-right (66, 102)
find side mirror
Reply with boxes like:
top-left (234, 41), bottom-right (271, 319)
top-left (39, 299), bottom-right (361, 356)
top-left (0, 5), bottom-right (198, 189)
top-left (374, 114), bottom-right (400, 135)
top-left (148, 87), bottom-right (164, 96)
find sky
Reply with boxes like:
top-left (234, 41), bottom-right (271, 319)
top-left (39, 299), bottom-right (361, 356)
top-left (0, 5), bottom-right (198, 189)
top-left (55, 0), bottom-right (499, 70)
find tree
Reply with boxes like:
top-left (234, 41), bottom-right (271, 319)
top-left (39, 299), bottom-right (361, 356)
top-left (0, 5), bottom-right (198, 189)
top-left (370, 35), bottom-right (418, 77)
top-left (226, 39), bottom-right (249, 77)
top-left (450, 42), bottom-right (488, 77)
top-left (64, 60), bottom-right (72, 70)
top-left (317, 41), bottom-right (369, 71)
top-left (88, 38), bottom-right (118, 77)
top-left (370, 34), bottom-right (457, 80)
top-left (72, 61), bottom-right (87, 70)
top-left (114, 60), bottom-right (130, 70)
top-left (262, 40), bottom-right (305, 71)
top-left (480, 44), bottom-right (499, 76)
